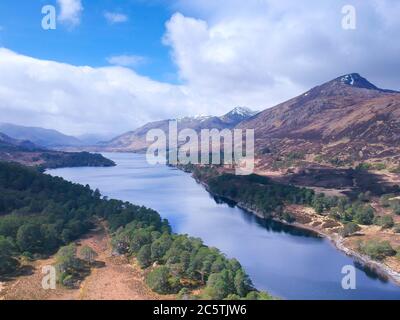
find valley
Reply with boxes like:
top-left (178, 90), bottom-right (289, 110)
top-left (1, 74), bottom-right (400, 300)
top-left (75, 74), bottom-right (400, 176)
top-left (46, 153), bottom-right (400, 299)
top-left (1, 0), bottom-right (399, 304)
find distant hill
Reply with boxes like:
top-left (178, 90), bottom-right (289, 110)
top-left (0, 132), bottom-right (115, 169)
top-left (99, 107), bottom-right (258, 152)
top-left (0, 123), bottom-right (82, 147)
top-left (237, 73), bottom-right (400, 170)
top-left (77, 133), bottom-right (116, 145)
top-left (0, 132), bottom-right (40, 152)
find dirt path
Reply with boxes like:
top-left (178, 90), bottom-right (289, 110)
top-left (0, 223), bottom-right (173, 300)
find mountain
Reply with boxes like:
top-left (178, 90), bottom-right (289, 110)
top-left (99, 107), bottom-right (258, 152)
top-left (77, 133), bottom-right (116, 145)
top-left (0, 133), bottom-right (41, 152)
top-left (0, 123), bottom-right (82, 147)
top-left (237, 73), bottom-right (400, 170)
top-left (220, 106), bottom-right (258, 125)
top-left (0, 132), bottom-right (115, 169)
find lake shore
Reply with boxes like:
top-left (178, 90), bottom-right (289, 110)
top-left (194, 177), bottom-right (400, 287)
top-left (47, 153), bottom-right (400, 299)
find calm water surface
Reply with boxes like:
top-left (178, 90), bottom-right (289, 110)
top-left (48, 153), bottom-right (400, 300)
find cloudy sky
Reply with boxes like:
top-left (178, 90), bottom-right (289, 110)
top-left (0, 0), bottom-right (399, 136)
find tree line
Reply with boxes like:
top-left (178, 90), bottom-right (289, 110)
top-left (111, 219), bottom-right (272, 300)
top-left (191, 167), bottom-right (400, 262)
top-left (0, 161), bottom-right (272, 299)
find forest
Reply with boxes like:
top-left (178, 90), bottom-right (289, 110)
top-left (0, 161), bottom-right (272, 300)
top-left (38, 151), bottom-right (116, 170)
top-left (111, 219), bottom-right (272, 299)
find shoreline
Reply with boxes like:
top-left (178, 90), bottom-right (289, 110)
top-left (194, 177), bottom-right (400, 287)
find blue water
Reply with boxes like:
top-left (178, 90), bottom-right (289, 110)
top-left (48, 153), bottom-right (400, 300)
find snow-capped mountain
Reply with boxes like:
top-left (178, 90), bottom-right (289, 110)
top-left (238, 73), bottom-right (400, 166)
top-left (96, 107), bottom-right (258, 152)
top-left (220, 107), bottom-right (259, 124)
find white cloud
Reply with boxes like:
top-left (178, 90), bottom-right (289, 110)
top-left (104, 12), bottom-right (128, 24)
top-left (166, 0), bottom-right (400, 108)
top-left (0, 0), bottom-right (399, 136)
top-left (57, 0), bottom-right (83, 27)
top-left (107, 55), bottom-right (147, 67)
top-left (0, 48), bottom-right (192, 135)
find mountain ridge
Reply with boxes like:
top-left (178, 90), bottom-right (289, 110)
top-left (57, 73), bottom-right (400, 172)
top-left (237, 73), bottom-right (400, 170)
top-left (97, 107), bottom-right (258, 152)
top-left (0, 132), bottom-right (42, 152)
top-left (0, 132), bottom-right (115, 169)
top-left (0, 123), bottom-right (82, 147)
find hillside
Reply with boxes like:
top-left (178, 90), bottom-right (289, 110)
top-left (0, 123), bottom-right (82, 147)
top-left (97, 107), bottom-right (258, 152)
top-left (0, 132), bottom-right (115, 169)
top-left (237, 73), bottom-right (400, 171)
top-left (0, 133), bottom-right (39, 152)
top-left (186, 165), bottom-right (400, 283)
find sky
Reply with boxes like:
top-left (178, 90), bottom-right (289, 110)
top-left (0, 0), bottom-right (399, 136)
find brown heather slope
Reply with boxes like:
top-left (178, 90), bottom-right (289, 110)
top-left (238, 73), bottom-right (400, 169)
top-left (0, 223), bottom-right (173, 300)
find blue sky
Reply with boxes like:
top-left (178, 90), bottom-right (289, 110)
top-left (0, 0), bottom-right (399, 135)
top-left (0, 0), bottom-right (178, 82)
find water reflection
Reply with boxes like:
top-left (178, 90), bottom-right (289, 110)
top-left (353, 261), bottom-right (389, 283)
top-left (47, 153), bottom-right (400, 300)
top-left (212, 194), bottom-right (322, 238)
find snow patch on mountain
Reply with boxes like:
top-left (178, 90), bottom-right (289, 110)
top-left (227, 107), bottom-right (258, 117)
